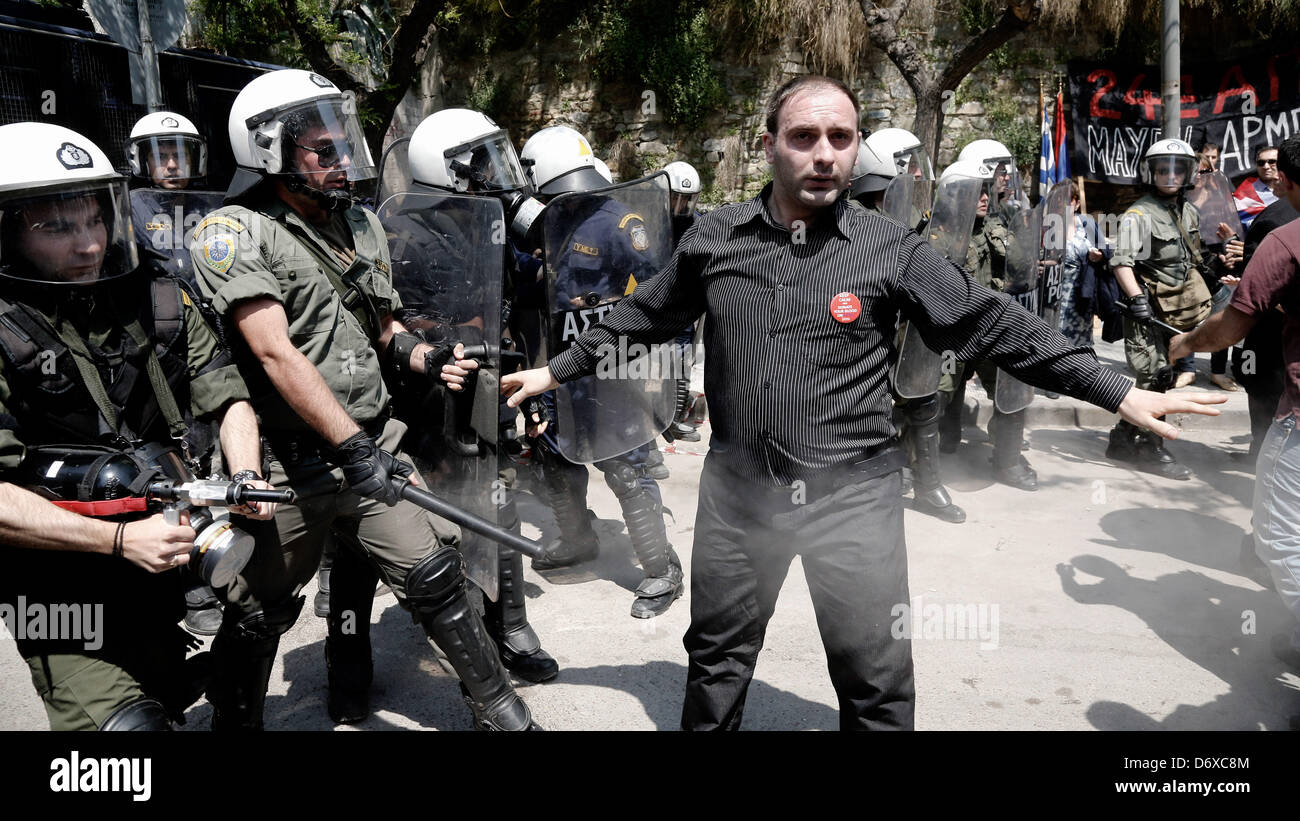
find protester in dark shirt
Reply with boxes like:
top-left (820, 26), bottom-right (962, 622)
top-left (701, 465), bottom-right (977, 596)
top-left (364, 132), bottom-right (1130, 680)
top-left (505, 75), bottom-right (1224, 730)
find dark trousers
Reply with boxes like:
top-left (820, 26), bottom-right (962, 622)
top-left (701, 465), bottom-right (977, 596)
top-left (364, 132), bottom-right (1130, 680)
top-left (681, 453), bottom-right (915, 731)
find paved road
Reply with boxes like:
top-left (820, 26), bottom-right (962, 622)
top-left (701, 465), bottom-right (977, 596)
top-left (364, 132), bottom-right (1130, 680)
top-left (3, 366), bottom-right (1295, 730)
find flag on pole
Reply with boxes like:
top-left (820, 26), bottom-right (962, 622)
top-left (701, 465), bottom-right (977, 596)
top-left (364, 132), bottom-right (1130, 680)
top-left (1053, 87), bottom-right (1070, 183)
top-left (1039, 92), bottom-right (1056, 191)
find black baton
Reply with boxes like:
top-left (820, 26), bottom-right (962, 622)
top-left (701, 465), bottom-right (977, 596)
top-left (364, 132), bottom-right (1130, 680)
top-left (394, 479), bottom-right (545, 559)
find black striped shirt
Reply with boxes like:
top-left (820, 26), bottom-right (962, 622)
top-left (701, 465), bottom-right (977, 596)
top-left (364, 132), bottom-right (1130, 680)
top-left (548, 184), bottom-right (1132, 486)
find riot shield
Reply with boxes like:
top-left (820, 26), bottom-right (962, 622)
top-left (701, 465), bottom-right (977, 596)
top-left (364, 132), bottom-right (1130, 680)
top-left (1036, 182), bottom-right (1073, 338)
top-left (994, 190), bottom-right (1052, 414)
top-left (379, 190), bottom-right (505, 599)
top-left (891, 175), bottom-right (981, 399)
top-left (881, 174), bottom-right (934, 232)
top-left (130, 188), bottom-right (225, 287)
top-left (542, 174), bottom-right (677, 464)
top-left (1188, 169), bottom-right (1244, 243)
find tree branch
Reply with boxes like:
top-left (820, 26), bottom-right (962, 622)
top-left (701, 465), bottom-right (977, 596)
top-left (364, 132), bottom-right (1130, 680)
top-left (276, 0), bottom-right (362, 95)
top-left (936, 0), bottom-right (1042, 92)
top-left (861, 0), bottom-right (933, 100)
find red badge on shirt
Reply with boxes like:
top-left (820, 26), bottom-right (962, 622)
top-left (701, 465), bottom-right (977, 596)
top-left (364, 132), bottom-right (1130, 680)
top-left (830, 292), bottom-right (861, 323)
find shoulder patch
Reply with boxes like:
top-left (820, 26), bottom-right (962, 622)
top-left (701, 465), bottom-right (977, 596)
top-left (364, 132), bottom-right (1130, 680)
top-left (572, 241), bottom-right (600, 257)
top-left (628, 223), bottom-right (649, 252)
top-left (617, 213), bottom-right (644, 230)
top-left (202, 233), bottom-right (238, 275)
top-left (180, 289), bottom-right (193, 307)
top-left (197, 215), bottom-right (246, 234)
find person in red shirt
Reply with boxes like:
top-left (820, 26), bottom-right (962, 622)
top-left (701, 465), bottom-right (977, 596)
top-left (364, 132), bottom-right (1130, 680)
top-left (1172, 133), bottom-right (1300, 671)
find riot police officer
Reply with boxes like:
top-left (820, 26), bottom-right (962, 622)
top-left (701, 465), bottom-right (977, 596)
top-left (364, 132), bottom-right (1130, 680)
top-left (127, 112), bottom-right (224, 288)
top-left (850, 129), bottom-right (966, 520)
top-left (657, 159), bottom-right (704, 452)
top-left (191, 69), bottom-right (536, 730)
top-left (520, 126), bottom-right (684, 619)
top-left (381, 107), bottom-right (560, 683)
top-left (939, 144), bottom-right (1040, 491)
top-left (0, 122), bottom-right (271, 730)
top-left (1106, 139), bottom-right (1213, 479)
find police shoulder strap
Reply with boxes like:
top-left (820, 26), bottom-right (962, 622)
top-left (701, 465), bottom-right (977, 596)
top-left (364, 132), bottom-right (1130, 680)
top-left (279, 221), bottom-right (383, 342)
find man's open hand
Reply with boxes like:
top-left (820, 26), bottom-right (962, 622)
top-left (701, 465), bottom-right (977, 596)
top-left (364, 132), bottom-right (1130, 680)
top-left (1117, 388), bottom-right (1226, 439)
top-left (501, 366), bottom-right (560, 409)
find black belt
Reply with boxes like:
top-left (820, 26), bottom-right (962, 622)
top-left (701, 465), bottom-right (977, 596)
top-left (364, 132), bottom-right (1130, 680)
top-left (263, 412), bottom-right (391, 467)
top-left (798, 443), bottom-right (908, 496)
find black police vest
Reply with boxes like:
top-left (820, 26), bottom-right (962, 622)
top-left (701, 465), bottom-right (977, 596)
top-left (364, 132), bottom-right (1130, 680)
top-left (0, 271), bottom-right (190, 448)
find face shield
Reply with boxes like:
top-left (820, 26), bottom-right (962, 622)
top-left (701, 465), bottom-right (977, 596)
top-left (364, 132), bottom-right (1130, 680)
top-left (1148, 155), bottom-right (1195, 192)
top-left (670, 191), bottom-right (699, 217)
top-left (896, 146), bottom-right (934, 181)
top-left (0, 181), bottom-right (138, 286)
top-left (134, 135), bottom-right (206, 187)
top-left (449, 130), bottom-right (530, 194)
top-left (277, 94), bottom-right (376, 185)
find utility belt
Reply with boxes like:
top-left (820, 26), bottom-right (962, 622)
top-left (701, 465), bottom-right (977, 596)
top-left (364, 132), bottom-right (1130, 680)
top-left (263, 409), bottom-right (391, 467)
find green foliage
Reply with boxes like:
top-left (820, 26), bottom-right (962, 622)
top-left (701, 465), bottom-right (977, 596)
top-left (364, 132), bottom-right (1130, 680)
top-left (975, 89), bottom-right (1039, 176)
top-left (576, 1), bottom-right (725, 129)
top-left (957, 0), bottom-right (1016, 72)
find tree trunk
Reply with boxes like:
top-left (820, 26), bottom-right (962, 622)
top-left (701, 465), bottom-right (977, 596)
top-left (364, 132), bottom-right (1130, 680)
top-left (862, 0), bottom-right (1042, 163)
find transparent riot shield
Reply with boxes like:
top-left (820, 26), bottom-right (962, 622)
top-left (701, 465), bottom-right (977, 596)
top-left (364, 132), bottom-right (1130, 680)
top-left (994, 193), bottom-right (1050, 414)
top-left (881, 174), bottom-right (934, 232)
top-left (1188, 169), bottom-right (1244, 243)
top-left (542, 174), bottom-right (677, 464)
top-left (379, 190), bottom-right (505, 599)
top-left (890, 175), bottom-right (981, 399)
top-left (1037, 182), bottom-right (1073, 336)
top-left (130, 188), bottom-right (225, 287)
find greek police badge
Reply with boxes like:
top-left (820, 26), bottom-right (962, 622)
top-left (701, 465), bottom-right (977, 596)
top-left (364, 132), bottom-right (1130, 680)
top-left (629, 223), bottom-right (649, 252)
top-left (56, 142), bottom-right (93, 170)
top-left (202, 233), bottom-right (237, 275)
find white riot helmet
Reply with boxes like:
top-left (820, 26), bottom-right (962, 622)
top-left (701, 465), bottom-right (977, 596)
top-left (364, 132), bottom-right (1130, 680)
top-left (226, 69), bottom-right (376, 207)
top-left (0, 123), bottom-right (138, 286)
top-left (520, 126), bottom-right (608, 197)
top-left (939, 159), bottom-right (994, 186)
top-left (593, 157), bottom-right (614, 184)
top-left (1140, 138), bottom-right (1197, 191)
top-left (127, 111), bottom-right (207, 187)
top-left (852, 128), bottom-right (932, 196)
top-left (958, 138), bottom-right (1025, 212)
top-left (408, 108), bottom-right (530, 194)
top-left (664, 160), bottom-right (700, 216)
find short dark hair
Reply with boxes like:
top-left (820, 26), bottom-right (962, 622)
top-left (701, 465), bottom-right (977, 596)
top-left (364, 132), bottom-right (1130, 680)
top-left (764, 75), bottom-right (859, 135)
top-left (1253, 143), bottom-right (1278, 163)
top-left (1197, 141), bottom-right (1220, 154)
top-left (1277, 134), bottom-right (1300, 182)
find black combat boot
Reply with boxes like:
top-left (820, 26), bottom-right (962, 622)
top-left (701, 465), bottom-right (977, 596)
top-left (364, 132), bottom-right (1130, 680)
top-left (905, 396), bottom-right (966, 523)
top-left (533, 452), bottom-right (600, 570)
top-left (1106, 419), bottom-right (1192, 480)
top-left (183, 577), bottom-right (223, 636)
top-left (483, 504), bottom-right (559, 683)
top-left (989, 410), bottom-right (1037, 491)
top-left (324, 545), bottom-right (378, 724)
top-left (645, 447), bottom-right (670, 480)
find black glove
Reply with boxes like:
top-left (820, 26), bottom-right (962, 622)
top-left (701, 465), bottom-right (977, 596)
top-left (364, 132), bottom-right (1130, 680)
top-left (1126, 294), bottom-right (1153, 323)
top-left (522, 396), bottom-right (551, 432)
top-left (333, 432), bottom-right (413, 506)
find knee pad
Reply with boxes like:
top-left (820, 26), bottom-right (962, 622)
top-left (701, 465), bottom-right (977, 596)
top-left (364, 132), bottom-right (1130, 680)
top-left (903, 394), bottom-right (940, 427)
top-left (405, 547), bottom-right (466, 613)
top-left (99, 697), bottom-right (173, 731)
top-left (602, 460), bottom-right (642, 499)
top-left (228, 595), bottom-right (306, 643)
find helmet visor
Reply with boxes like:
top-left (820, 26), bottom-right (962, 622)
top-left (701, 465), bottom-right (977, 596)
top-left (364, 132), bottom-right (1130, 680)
top-left (895, 147), bottom-right (934, 181)
top-left (1149, 156), bottom-right (1195, 190)
top-left (278, 93), bottom-right (376, 183)
top-left (447, 130), bottom-right (529, 193)
top-left (135, 135), bottom-right (206, 185)
top-left (670, 191), bottom-right (699, 217)
top-left (0, 181), bottom-right (138, 286)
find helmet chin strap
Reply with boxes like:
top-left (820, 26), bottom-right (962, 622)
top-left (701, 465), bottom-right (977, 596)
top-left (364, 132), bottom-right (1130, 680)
top-left (285, 174), bottom-right (355, 212)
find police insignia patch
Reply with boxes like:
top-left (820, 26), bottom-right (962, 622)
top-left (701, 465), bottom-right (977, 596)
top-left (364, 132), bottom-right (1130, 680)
top-left (203, 233), bottom-right (237, 274)
top-left (56, 142), bottom-right (92, 170)
top-left (629, 224), bottom-right (649, 252)
top-left (196, 215), bottom-right (246, 234)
